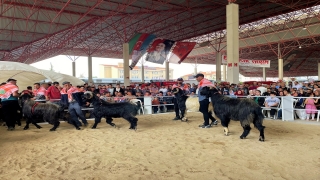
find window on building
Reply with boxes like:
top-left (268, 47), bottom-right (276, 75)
top-left (119, 75), bottom-right (124, 78)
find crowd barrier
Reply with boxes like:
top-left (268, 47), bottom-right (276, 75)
top-left (41, 95), bottom-right (320, 122)
top-left (231, 95), bottom-right (320, 122)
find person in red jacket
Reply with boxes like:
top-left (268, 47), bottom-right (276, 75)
top-left (46, 82), bottom-right (61, 102)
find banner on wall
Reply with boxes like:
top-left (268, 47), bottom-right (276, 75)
top-left (222, 55), bottom-right (270, 68)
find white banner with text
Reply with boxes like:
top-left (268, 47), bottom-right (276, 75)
top-left (222, 55), bottom-right (270, 68)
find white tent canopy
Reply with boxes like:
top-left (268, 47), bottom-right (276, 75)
top-left (41, 70), bottom-right (85, 86)
top-left (0, 61), bottom-right (47, 89)
top-left (0, 61), bottom-right (84, 89)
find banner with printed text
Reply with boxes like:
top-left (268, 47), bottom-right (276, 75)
top-left (222, 55), bottom-right (270, 68)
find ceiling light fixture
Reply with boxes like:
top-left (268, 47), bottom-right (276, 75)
top-left (299, 46), bottom-right (302, 48)
top-left (302, 26), bottom-right (307, 30)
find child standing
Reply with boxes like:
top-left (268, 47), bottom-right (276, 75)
top-left (304, 93), bottom-right (318, 120)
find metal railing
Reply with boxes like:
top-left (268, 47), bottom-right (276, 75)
top-left (36, 95), bottom-right (320, 122)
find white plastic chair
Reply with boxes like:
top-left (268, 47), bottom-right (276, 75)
top-left (130, 99), bottom-right (144, 115)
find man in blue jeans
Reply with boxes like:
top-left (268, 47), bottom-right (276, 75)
top-left (195, 73), bottom-right (216, 128)
top-left (61, 81), bottom-right (88, 128)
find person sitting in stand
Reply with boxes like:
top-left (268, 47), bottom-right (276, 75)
top-left (264, 91), bottom-right (280, 119)
top-left (99, 85), bottom-right (109, 95)
top-left (152, 96), bottom-right (161, 114)
top-left (164, 91), bottom-right (174, 111)
top-left (114, 92), bottom-right (126, 102)
top-left (135, 91), bottom-right (144, 105)
top-left (159, 85), bottom-right (168, 96)
top-left (253, 90), bottom-right (265, 108)
top-left (156, 91), bottom-right (167, 113)
top-left (112, 84), bottom-right (124, 97)
top-left (100, 92), bottom-right (114, 102)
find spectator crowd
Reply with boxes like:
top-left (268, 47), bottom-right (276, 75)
top-left (1, 78), bottom-right (320, 131)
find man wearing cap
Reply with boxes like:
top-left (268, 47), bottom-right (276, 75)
top-left (292, 81), bottom-right (302, 90)
top-left (0, 79), bottom-right (20, 130)
top-left (61, 81), bottom-right (88, 128)
top-left (195, 73), bottom-right (217, 128)
top-left (46, 82), bottom-right (61, 102)
top-left (172, 77), bottom-right (189, 120)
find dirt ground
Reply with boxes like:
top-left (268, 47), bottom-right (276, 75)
top-left (0, 112), bottom-right (319, 180)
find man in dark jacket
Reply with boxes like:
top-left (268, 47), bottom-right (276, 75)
top-left (61, 81), bottom-right (88, 127)
top-left (172, 78), bottom-right (189, 120)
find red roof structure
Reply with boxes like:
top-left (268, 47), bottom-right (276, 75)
top-left (0, 0), bottom-right (319, 77)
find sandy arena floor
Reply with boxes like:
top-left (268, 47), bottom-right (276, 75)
top-left (0, 112), bottom-right (319, 180)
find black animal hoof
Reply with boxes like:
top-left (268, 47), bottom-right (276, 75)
top-left (91, 126), bottom-right (97, 129)
top-left (49, 129), bottom-right (56, 131)
top-left (37, 126), bottom-right (42, 129)
top-left (23, 127), bottom-right (29, 130)
top-left (240, 136), bottom-right (245, 139)
top-left (129, 126), bottom-right (137, 131)
top-left (259, 136), bottom-right (265, 142)
top-left (76, 127), bottom-right (81, 130)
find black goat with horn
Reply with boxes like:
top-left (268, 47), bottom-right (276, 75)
top-left (203, 87), bottom-right (265, 141)
top-left (83, 91), bottom-right (140, 130)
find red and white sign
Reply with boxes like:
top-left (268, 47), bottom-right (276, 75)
top-left (222, 55), bottom-right (270, 68)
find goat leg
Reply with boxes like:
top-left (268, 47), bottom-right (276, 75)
top-left (23, 118), bottom-right (31, 130)
top-left (240, 125), bottom-right (251, 139)
top-left (32, 122), bottom-right (42, 129)
top-left (50, 121), bottom-right (60, 131)
top-left (106, 117), bottom-right (116, 127)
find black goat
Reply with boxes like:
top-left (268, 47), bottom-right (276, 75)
top-left (20, 93), bottom-right (65, 131)
top-left (83, 91), bottom-right (140, 130)
top-left (204, 87), bottom-right (265, 141)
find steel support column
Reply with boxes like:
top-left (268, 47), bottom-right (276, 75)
top-left (165, 61), bottom-right (169, 81)
top-left (226, 3), bottom-right (239, 84)
top-left (88, 56), bottom-right (93, 85)
top-left (123, 43), bottom-right (130, 86)
top-left (141, 64), bottom-right (145, 83)
top-left (215, 47), bottom-right (222, 81)
top-left (262, 67), bottom-right (266, 81)
top-left (223, 65), bottom-right (227, 81)
top-left (72, 61), bottom-right (76, 77)
top-left (278, 43), bottom-right (283, 80)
